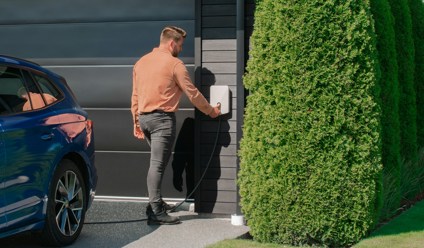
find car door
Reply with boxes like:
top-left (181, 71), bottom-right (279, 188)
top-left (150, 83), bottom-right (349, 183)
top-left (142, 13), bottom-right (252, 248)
top-left (0, 124), bottom-right (7, 230)
top-left (0, 66), bottom-right (63, 230)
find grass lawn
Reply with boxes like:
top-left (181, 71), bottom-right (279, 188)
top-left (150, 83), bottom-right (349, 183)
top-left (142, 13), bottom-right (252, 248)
top-left (207, 200), bottom-right (424, 248)
top-left (354, 199), bottom-right (424, 248)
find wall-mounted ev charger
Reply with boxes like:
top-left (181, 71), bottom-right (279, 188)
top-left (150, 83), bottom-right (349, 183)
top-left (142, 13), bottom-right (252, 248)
top-left (210, 85), bottom-right (230, 115)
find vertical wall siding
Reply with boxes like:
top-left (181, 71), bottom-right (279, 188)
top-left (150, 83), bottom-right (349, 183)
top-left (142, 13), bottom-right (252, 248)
top-left (196, 0), bottom-right (238, 214)
top-left (196, 0), bottom-right (255, 214)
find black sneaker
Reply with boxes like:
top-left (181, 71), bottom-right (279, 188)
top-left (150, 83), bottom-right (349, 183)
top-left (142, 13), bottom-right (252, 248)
top-left (146, 200), bottom-right (175, 216)
top-left (161, 200), bottom-right (175, 211)
top-left (145, 204), bottom-right (154, 217)
top-left (147, 205), bottom-right (181, 225)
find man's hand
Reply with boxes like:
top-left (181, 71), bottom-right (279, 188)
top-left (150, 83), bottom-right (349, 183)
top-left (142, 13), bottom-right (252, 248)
top-left (134, 125), bottom-right (145, 139)
top-left (209, 103), bottom-right (221, 118)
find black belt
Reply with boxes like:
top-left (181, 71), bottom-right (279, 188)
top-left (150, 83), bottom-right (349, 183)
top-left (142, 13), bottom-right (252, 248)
top-left (140, 110), bottom-right (172, 115)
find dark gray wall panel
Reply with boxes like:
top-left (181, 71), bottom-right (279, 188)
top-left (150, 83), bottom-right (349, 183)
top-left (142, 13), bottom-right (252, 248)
top-left (200, 156), bottom-right (237, 169)
top-left (0, 0), bottom-right (200, 202)
top-left (202, 4), bottom-right (236, 16)
top-left (200, 132), bottom-right (236, 145)
top-left (200, 120), bottom-right (236, 133)
top-left (201, 74), bottom-right (237, 86)
top-left (87, 109), bottom-right (195, 152)
top-left (199, 202), bottom-right (236, 214)
top-left (205, 168), bottom-right (237, 179)
top-left (196, 0), bottom-right (254, 214)
top-left (201, 179), bottom-right (236, 191)
top-left (0, 0), bottom-right (194, 24)
top-left (202, 16), bottom-right (236, 28)
top-left (202, 39), bottom-right (236, 50)
top-left (202, 28), bottom-right (236, 39)
top-left (95, 152), bottom-right (191, 199)
top-left (202, 62), bottom-right (237, 74)
top-left (87, 109), bottom-right (146, 152)
top-left (203, 0), bottom-right (236, 4)
top-left (201, 190), bottom-right (237, 202)
top-left (46, 65), bottom-right (196, 108)
top-left (0, 21), bottom-right (194, 59)
top-left (196, 0), bottom-right (243, 214)
top-left (202, 51), bottom-right (236, 62)
top-left (200, 145), bottom-right (237, 156)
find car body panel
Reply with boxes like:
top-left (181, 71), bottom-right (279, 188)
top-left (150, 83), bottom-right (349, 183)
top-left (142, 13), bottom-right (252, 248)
top-left (1, 109), bottom-right (65, 231)
top-left (0, 55), bottom-right (97, 240)
top-left (0, 126), bottom-right (7, 230)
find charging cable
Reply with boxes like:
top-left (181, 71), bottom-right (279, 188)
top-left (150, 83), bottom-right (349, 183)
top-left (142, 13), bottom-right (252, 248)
top-left (169, 114), bottom-right (221, 212)
top-left (85, 116), bottom-right (222, 225)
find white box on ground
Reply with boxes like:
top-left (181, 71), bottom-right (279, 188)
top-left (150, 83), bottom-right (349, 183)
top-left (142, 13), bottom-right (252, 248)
top-left (231, 214), bottom-right (245, 226)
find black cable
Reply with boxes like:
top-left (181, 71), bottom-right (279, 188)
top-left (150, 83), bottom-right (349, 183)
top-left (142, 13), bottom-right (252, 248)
top-left (85, 116), bottom-right (222, 225)
top-left (84, 218), bottom-right (148, 225)
top-left (169, 116), bottom-right (222, 212)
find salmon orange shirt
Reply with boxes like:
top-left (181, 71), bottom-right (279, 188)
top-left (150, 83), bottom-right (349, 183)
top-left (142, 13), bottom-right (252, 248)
top-left (131, 47), bottom-right (213, 125)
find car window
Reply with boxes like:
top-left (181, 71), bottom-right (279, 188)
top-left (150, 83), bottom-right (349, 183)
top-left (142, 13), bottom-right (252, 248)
top-left (0, 66), bottom-right (62, 115)
top-left (33, 74), bottom-right (63, 101)
top-left (0, 66), bottom-right (30, 115)
top-left (18, 73), bottom-right (62, 111)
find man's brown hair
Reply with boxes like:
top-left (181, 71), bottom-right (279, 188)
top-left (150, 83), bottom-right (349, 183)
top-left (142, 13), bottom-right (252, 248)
top-left (160, 26), bottom-right (187, 43)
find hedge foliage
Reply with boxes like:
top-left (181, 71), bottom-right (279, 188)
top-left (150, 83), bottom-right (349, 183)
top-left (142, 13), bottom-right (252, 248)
top-left (388, 0), bottom-right (417, 168)
top-left (370, 0), bottom-right (401, 219)
top-left (409, 0), bottom-right (424, 149)
top-left (238, 0), bottom-right (382, 246)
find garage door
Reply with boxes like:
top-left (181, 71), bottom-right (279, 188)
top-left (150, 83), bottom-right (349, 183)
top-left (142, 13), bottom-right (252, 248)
top-left (0, 0), bottom-right (196, 200)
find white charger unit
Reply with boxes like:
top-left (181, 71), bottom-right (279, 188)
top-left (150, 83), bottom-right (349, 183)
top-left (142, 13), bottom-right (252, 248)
top-left (210, 85), bottom-right (230, 115)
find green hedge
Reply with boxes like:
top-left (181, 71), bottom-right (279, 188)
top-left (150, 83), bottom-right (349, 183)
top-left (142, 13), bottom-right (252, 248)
top-left (238, 0), bottom-right (382, 246)
top-left (370, 0), bottom-right (402, 220)
top-left (409, 0), bottom-right (424, 149)
top-left (388, 0), bottom-right (417, 169)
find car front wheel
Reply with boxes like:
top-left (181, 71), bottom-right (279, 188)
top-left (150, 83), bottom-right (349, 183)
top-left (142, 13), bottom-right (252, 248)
top-left (40, 159), bottom-right (87, 246)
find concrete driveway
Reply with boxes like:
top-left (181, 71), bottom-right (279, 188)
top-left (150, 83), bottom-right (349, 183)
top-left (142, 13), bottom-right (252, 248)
top-left (0, 201), bottom-right (249, 248)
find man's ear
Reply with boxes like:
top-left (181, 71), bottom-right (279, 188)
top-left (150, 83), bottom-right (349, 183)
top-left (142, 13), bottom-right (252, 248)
top-left (169, 40), bottom-right (175, 49)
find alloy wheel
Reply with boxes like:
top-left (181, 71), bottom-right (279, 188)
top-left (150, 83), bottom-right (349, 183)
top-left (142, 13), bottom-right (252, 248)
top-left (54, 170), bottom-right (84, 236)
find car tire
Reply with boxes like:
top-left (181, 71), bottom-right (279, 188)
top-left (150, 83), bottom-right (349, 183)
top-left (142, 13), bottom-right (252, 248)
top-left (39, 159), bottom-right (87, 246)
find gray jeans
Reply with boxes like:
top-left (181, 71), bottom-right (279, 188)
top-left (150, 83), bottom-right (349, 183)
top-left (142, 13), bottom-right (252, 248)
top-left (139, 112), bottom-right (176, 204)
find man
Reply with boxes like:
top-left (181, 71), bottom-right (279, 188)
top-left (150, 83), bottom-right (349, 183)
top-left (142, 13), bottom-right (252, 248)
top-left (131, 26), bottom-right (221, 225)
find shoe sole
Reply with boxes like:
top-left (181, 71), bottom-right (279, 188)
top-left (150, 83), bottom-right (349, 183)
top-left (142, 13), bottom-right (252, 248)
top-left (147, 220), bottom-right (182, 225)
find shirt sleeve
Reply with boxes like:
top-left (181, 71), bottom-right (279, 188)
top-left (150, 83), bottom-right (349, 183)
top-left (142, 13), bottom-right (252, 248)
top-left (131, 67), bottom-right (139, 125)
top-left (173, 61), bottom-right (213, 115)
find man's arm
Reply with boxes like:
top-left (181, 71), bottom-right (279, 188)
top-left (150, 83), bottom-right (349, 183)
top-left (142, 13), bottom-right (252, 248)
top-left (131, 67), bottom-right (145, 139)
top-left (174, 62), bottom-right (220, 117)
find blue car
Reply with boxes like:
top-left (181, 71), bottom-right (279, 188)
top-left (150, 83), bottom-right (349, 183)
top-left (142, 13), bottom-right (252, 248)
top-left (0, 55), bottom-right (97, 246)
